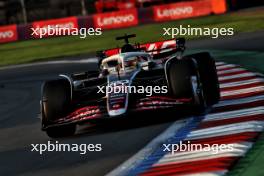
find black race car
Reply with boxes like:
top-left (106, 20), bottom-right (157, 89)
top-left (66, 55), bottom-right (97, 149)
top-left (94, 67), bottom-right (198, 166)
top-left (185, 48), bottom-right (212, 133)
top-left (40, 34), bottom-right (220, 137)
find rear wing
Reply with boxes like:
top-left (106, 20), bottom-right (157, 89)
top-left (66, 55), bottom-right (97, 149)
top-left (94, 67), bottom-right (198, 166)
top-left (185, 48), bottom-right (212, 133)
top-left (96, 38), bottom-right (185, 59)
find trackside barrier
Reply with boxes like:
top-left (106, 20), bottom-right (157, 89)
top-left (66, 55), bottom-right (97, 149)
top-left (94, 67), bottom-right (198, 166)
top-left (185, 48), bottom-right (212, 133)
top-left (31, 16), bottom-right (79, 39)
top-left (211, 0), bottom-right (227, 14)
top-left (0, 0), bottom-right (227, 44)
top-left (93, 9), bottom-right (138, 30)
top-left (0, 25), bottom-right (18, 43)
top-left (152, 0), bottom-right (212, 22)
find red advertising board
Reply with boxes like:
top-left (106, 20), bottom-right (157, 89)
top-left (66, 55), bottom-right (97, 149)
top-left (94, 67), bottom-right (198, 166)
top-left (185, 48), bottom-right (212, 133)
top-left (93, 9), bottom-right (138, 30)
top-left (32, 17), bottom-right (78, 38)
top-left (0, 25), bottom-right (18, 43)
top-left (153, 0), bottom-right (212, 22)
top-left (211, 0), bottom-right (227, 14)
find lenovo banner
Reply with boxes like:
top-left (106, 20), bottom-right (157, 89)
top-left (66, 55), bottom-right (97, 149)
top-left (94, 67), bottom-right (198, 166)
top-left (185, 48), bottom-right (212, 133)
top-left (93, 9), bottom-right (138, 29)
top-left (32, 17), bottom-right (79, 38)
top-left (153, 0), bottom-right (212, 22)
top-left (0, 25), bottom-right (18, 43)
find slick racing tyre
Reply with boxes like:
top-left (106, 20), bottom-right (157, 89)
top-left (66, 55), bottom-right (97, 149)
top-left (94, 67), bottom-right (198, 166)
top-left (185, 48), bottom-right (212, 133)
top-left (41, 79), bottom-right (76, 138)
top-left (189, 52), bottom-right (220, 105)
top-left (165, 58), bottom-right (205, 109)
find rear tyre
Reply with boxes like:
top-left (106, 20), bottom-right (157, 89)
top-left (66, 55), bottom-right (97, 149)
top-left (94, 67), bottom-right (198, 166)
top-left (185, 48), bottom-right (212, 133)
top-left (189, 52), bottom-right (220, 105)
top-left (166, 59), bottom-right (195, 98)
top-left (166, 58), bottom-right (206, 110)
top-left (41, 79), bottom-right (76, 138)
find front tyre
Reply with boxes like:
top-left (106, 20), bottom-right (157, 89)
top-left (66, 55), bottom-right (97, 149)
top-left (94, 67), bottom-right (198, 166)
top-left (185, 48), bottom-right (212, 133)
top-left (41, 79), bottom-right (76, 138)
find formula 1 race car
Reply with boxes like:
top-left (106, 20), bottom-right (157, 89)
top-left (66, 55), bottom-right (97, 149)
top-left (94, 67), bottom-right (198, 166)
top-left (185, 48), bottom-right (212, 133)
top-left (40, 34), bottom-right (220, 138)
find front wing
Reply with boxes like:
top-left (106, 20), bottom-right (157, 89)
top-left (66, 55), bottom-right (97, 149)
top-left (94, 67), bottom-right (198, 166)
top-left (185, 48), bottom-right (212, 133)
top-left (42, 96), bottom-right (193, 130)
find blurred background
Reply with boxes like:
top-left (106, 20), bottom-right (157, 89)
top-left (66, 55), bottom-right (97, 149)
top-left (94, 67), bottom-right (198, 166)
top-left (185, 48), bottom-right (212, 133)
top-left (0, 0), bottom-right (263, 66)
top-left (0, 0), bottom-right (263, 25)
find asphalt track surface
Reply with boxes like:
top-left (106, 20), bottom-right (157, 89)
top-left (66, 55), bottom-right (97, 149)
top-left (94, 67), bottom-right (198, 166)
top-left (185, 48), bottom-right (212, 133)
top-left (0, 31), bottom-right (263, 176)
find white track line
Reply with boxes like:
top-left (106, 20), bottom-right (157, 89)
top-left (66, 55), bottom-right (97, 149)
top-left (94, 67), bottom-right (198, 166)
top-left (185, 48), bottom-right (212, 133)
top-left (187, 121), bottom-right (264, 140)
top-left (216, 64), bottom-right (237, 70)
top-left (205, 106), bottom-right (264, 121)
top-left (217, 68), bottom-right (246, 75)
top-left (214, 95), bottom-right (264, 108)
top-left (215, 62), bottom-right (226, 66)
top-left (221, 86), bottom-right (264, 97)
top-left (220, 78), bottom-right (264, 88)
top-left (218, 73), bottom-right (257, 81)
top-left (183, 171), bottom-right (227, 176)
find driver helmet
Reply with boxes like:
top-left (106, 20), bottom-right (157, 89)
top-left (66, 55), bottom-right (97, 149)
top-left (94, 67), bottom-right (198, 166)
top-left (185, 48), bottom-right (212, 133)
top-left (125, 57), bottom-right (138, 68)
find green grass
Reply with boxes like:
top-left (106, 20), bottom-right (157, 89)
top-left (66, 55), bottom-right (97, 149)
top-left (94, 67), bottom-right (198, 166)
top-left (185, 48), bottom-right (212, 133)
top-left (227, 133), bottom-right (264, 176)
top-left (0, 8), bottom-right (264, 66)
